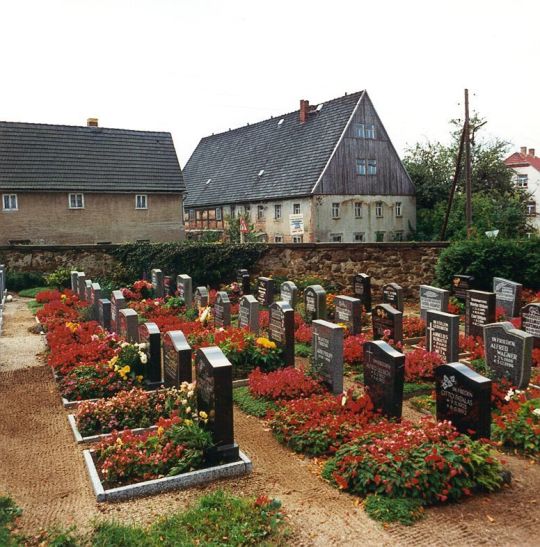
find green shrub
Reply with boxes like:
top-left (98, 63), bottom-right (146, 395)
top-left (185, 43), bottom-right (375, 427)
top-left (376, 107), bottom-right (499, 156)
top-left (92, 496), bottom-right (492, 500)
top-left (436, 238), bottom-right (540, 290)
top-left (295, 343), bottom-right (311, 357)
top-left (0, 496), bottom-right (21, 546)
top-left (5, 271), bottom-right (45, 291)
top-left (233, 386), bottom-right (277, 417)
top-left (45, 267), bottom-right (72, 289)
top-left (364, 495), bottom-right (425, 525)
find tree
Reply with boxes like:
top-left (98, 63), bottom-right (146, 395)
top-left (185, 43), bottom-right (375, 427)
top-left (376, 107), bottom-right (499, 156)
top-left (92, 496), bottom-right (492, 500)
top-left (224, 213), bottom-right (261, 243)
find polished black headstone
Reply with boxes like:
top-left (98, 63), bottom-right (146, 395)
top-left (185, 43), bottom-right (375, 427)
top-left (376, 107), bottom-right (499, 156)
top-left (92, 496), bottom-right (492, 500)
top-left (98, 298), bottom-right (111, 331)
top-left (451, 275), bottom-right (475, 301)
top-left (334, 295), bottom-right (362, 334)
top-left (419, 285), bottom-right (449, 322)
top-left (238, 295), bottom-right (259, 332)
top-left (493, 277), bottom-right (522, 318)
top-left (312, 320), bottom-right (344, 394)
top-left (304, 284), bottom-right (327, 323)
top-left (214, 291), bottom-right (231, 328)
top-left (426, 310), bottom-right (459, 362)
top-left (382, 282), bottom-right (404, 312)
top-left (269, 301), bottom-right (295, 367)
top-left (521, 303), bottom-right (540, 349)
top-left (465, 290), bottom-right (496, 338)
top-left (353, 273), bottom-right (372, 312)
top-left (280, 281), bottom-right (298, 309)
top-left (371, 303), bottom-right (403, 344)
top-left (163, 330), bottom-right (192, 386)
top-left (256, 277), bottom-right (275, 307)
top-left (237, 269), bottom-right (251, 295)
top-left (139, 322), bottom-right (162, 383)
top-left (119, 308), bottom-right (139, 343)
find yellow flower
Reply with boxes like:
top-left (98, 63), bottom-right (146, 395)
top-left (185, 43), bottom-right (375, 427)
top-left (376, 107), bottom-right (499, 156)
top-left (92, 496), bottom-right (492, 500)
top-left (108, 355), bottom-right (119, 369)
top-left (199, 411), bottom-right (208, 420)
top-left (256, 337), bottom-right (276, 349)
top-left (115, 438), bottom-right (123, 446)
top-left (65, 321), bottom-right (79, 333)
top-left (184, 419), bottom-right (193, 426)
top-left (136, 375), bottom-right (143, 382)
top-left (157, 426), bottom-right (164, 437)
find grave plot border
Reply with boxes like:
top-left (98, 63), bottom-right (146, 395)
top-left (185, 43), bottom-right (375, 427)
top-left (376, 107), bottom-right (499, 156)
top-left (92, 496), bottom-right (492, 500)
top-left (67, 414), bottom-right (157, 444)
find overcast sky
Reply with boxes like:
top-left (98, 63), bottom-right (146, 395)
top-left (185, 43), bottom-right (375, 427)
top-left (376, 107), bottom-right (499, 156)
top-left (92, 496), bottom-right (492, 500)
top-left (1, 0), bottom-right (538, 165)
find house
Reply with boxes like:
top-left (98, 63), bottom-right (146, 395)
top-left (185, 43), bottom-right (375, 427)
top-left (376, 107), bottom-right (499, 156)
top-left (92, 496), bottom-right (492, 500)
top-left (504, 147), bottom-right (540, 234)
top-left (0, 118), bottom-right (185, 245)
top-left (183, 90), bottom-right (415, 243)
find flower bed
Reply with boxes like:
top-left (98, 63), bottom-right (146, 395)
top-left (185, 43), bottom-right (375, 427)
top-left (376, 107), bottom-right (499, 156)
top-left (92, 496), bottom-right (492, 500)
top-left (248, 367), bottom-right (324, 400)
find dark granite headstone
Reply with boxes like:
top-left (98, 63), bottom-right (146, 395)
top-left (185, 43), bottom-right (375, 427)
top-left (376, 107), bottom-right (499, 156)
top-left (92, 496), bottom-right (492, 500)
top-left (109, 290), bottom-right (126, 333)
top-left (521, 303), bottom-right (540, 349)
top-left (426, 310), bottom-right (459, 363)
top-left (493, 277), bottom-right (523, 318)
top-left (164, 275), bottom-right (176, 297)
top-left (269, 301), bottom-right (295, 367)
top-left (176, 274), bottom-right (193, 307)
top-left (163, 330), bottom-right (192, 386)
top-left (334, 295), bottom-right (362, 334)
top-left (436, 362), bottom-right (491, 439)
top-left (382, 282), bottom-right (404, 313)
top-left (238, 295), bottom-right (259, 332)
top-left (119, 308), bottom-right (139, 343)
top-left (151, 268), bottom-right (164, 298)
top-left (90, 282), bottom-right (102, 321)
top-left (312, 320), bottom-right (344, 394)
top-left (484, 321), bottom-right (533, 389)
top-left (139, 322), bottom-right (162, 384)
top-left (70, 271), bottom-right (79, 293)
top-left (371, 303), bottom-right (403, 344)
top-left (256, 277), bottom-right (275, 307)
top-left (451, 275), bottom-right (475, 301)
top-left (214, 291), bottom-right (231, 328)
top-left (98, 298), bottom-right (111, 331)
top-left (419, 285), bottom-right (449, 322)
top-left (280, 281), bottom-right (298, 309)
top-left (77, 272), bottom-right (86, 301)
top-left (353, 273), bottom-right (372, 312)
top-left (237, 269), bottom-right (251, 295)
top-left (304, 285), bottom-right (327, 323)
top-left (194, 286), bottom-right (209, 309)
top-left (85, 280), bottom-right (93, 306)
top-left (465, 290), bottom-right (496, 338)
top-left (196, 346), bottom-right (239, 463)
top-left (363, 340), bottom-right (405, 419)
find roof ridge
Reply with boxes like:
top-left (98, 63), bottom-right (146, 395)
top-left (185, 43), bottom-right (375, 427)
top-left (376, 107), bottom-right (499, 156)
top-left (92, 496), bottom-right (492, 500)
top-left (0, 120), bottom-right (172, 136)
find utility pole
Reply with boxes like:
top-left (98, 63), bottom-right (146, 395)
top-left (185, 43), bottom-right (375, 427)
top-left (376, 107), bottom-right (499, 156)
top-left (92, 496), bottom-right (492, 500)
top-left (464, 89), bottom-right (473, 238)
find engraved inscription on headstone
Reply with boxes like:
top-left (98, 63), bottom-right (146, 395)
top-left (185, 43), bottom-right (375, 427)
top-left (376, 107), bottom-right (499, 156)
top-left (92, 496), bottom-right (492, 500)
top-left (256, 277), bottom-right (275, 307)
top-left (426, 310), bottom-right (459, 363)
top-left (237, 269), bottom-right (251, 295)
top-left (176, 274), bottom-right (193, 307)
top-left (214, 291), bottom-right (231, 328)
top-left (98, 298), bottom-right (111, 332)
top-left (382, 282), bottom-right (404, 312)
top-left (353, 273), bottom-right (372, 312)
top-left (493, 277), bottom-right (522, 318)
top-left (151, 268), bottom-right (164, 298)
top-left (238, 295), bottom-right (259, 333)
top-left (372, 303), bottom-right (403, 344)
top-left (419, 285), bottom-right (449, 322)
top-left (451, 275), bottom-right (475, 301)
top-left (465, 290), bottom-right (496, 338)
top-left (119, 308), bottom-right (139, 343)
top-left (521, 303), bottom-right (540, 349)
top-left (194, 286), bottom-right (209, 309)
top-left (334, 295), bottom-right (362, 334)
top-left (304, 285), bottom-right (327, 323)
top-left (268, 301), bottom-right (295, 367)
top-left (163, 330), bottom-right (192, 387)
top-left (312, 320), bottom-right (344, 395)
top-left (280, 281), bottom-right (298, 309)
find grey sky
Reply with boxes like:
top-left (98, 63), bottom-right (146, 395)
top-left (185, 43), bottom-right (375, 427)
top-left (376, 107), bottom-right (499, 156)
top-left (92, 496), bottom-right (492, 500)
top-left (1, 0), bottom-right (538, 165)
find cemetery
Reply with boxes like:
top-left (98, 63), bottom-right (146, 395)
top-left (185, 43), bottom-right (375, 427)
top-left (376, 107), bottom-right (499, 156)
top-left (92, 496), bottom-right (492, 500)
top-left (0, 251), bottom-right (539, 545)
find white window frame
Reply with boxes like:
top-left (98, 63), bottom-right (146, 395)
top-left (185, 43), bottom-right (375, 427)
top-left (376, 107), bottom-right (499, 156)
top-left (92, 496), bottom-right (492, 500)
top-left (367, 159), bottom-right (377, 175)
top-left (355, 123), bottom-right (365, 138)
top-left (330, 233), bottom-right (343, 242)
top-left (68, 193), bottom-right (85, 209)
top-left (366, 124), bottom-right (376, 139)
top-left (293, 203), bottom-right (301, 214)
top-left (332, 202), bottom-right (340, 218)
top-left (188, 209), bottom-right (195, 220)
top-left (353, 232), bottom-right (365, 242)
top-left (216, 207), bottom-right (222, 221)
top-left (356, 159), bottom-right (366, 175)
top-left (135, 194), bottom-right (148, 209)
top-left (516, 174), bottom-right (528, 188)
top-left (274, 203), bottom-right (282, 220)
top-left (2, 194), bottom-right (18, 211)
top-left (292, 235), bottom-right (303, 243)
top-left (257, 205), bottom-right (264, 220)
top-left (354, 202), bottom-right (362, 218)
top-left (527, 201), bottom-right (536, 216)
top-left (395, 201), bottom-right (402, 217)
top-left (375, 201), bottom-right (383, 218)
top-left (274, 234), bottom-right (283, 243)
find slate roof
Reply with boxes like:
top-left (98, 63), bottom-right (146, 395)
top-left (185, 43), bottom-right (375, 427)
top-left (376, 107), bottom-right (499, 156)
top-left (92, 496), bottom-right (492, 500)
top-left (183, 91), bottom-right (364, 207)
top-left (0, 121), bottom-right (184, 193)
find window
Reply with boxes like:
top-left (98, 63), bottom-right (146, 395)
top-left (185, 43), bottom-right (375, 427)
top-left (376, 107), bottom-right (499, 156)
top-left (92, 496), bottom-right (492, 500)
top-left (274, 204), bottom-right (282, 220)
top-left (354, 202), bottom-right (363, 218)
top-left (257, 205), bottom-right (264, 220)
top-left (355, 124), bottom-right (365, 138)
top-left (2, 194), bottom-right (18, 211)
top-left (395, 201), bottom-right (402, 217)
top-left (68, 193), bottom-right (84, 209)
top-left (330, 233), bottom-right (343, 242)
top-left (292, 235), bottom-right (303, 243)
top-left (356, 159), bottom-right (366, 175)
top-left (244, 204), bottom-right (251, 215)
top-left (393, 231), bottom-right (404, 241)
top-left (516, 174), bottom-right (528, 188)
top-left (135, 195), bottom-right (147, 209)
top-left (375, 231), bottom-right (385, 242)
top-left (216, 207), bottom-right (222, 221)
top-left (230, 205), bottom-right (236, 218)
top-left (527, 201), bottom-right (536, 216)
top-left (274, 234), bottom-right (283, 243)
top-left (332, 202), bottom-right (340, 218)
top-left (365, 124), bottom-right (376, 139)
top-left (293, 203), bottom-right (301, 214)
top-left (375, 201), bottom-right (383, 218)
top-left (353, 232), bottom-right (365, 242)
top-left (367, 159), bottom-right (377, 175)
top-left (188, 209), bottom-right (195, 220)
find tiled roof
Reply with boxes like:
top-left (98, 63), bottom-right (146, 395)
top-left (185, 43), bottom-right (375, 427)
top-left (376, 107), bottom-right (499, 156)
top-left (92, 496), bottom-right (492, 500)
top-left (0, 121), bottom-right (184, 193)
top-left (183, 91), bottom-right (364, 207)
top-left (505, 152), bottom-right (540, 172)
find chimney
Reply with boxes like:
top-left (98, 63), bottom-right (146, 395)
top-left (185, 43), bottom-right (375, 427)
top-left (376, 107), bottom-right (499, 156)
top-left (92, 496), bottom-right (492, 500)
top-left (87, 118), bottom-right (98, 127)
top-left (520, 146), bottom-right (527, 155)
top-left (299, 99), bottom-right (310, 123)
top-left (529, 148), bottom-right (535, 157)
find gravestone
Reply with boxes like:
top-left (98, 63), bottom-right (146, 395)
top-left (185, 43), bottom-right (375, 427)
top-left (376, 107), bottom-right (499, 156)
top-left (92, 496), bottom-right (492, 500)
top-left (119, 308), bottom-right (139, 343)
top-left (451, 274), bottom-right (475, 301)
top-left (77, 272), bottom-right (86, 300)
top-left (304, 285), bottom-right (327, 323)
top-left (238, 295), bottom-right (259, 332)
top-left (363, 340), bottom-right (405, 419)
top-left (90, 282), bottom-right (102, 321)
top-left (353, 273), bottom-right (372, 312)
top-left (334, 295), bottom-right (362, 335)
top-left (465, 290), bottom-right (496, 338)
top-left (85, 280), bottom-right (93, 305)
top-left (163, 330), bottom-right (192, 386)
top-left (382, 282), bottom-right (404, 313)
top-left (194, 286), bottom-right (209, 309)
top-left (214, 291), bottom-right (231, 328)
top-left (237, 269), bottom-right (251, 295)
top-left (151, 268), bottom-right (164, 298)
top-left (164, 275), bottom-right (175, 297)
top-left (521, 303), bottom-right (540, 349)
top-left (493, 277), bottom-right (523, 318)
top-left (256, 277), bottom-right (275, 307)
top-left (268, 301), bottom-right (295, 367)
top-left (109, 290), bottom-right (126, 333)
top-left (371, 303), bottom-right (403, 344)
top-left (139, 322), bottom-right (162, 384)
top-left (426, 310), bottom-right (459, 363)
top-left (436, 362), bottom-right (491, 439)
top-left (98, 298), bottom-right (111, 331)
top-left (484, 321), bottom-right (532, 389)
top-left (70, 271), bottom-right (79, 292)
top-left (176, 274), bottom-right (193, 307)
top-left (419, 285), bottom-right (449, 321)
top-left (312, 320), bottom-right (344, 394)
top-left (280, 281), bottom-right (298, 309)
top-left (196, 346), bottom-right (239, 463)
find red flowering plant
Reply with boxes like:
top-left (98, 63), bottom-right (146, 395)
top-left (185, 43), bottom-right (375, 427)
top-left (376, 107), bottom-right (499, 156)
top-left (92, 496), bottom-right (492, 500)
top-left (269, 390), bottom-right (377, 456)
top-left (402, 316), bottom-right (426, 339)
top-left (95, 417), bottom-right (212, 488)
top-left (404, 347), bottom-right (445, 383)
top-left (37, 298), bottom-right (87, 330)
top-left (294, 323), bottom-right (312, 344)
top-left (458, 334), bottom-right (485, 360)
top-left (533, 348), bottom-right (540, 368)
top-left (448, 297), bottom-right (464, 316)
top-left (496, 306), bottom-right (507, 321)
top-left (36, 288), bottom-right (80, 305)
top-left (248, 367), bottom-right (324, 401)
top-left (343, 334), bottom-right (369, 367)
top-left (121, 280), bottom-right (153, 301)
top-left (259, 310), bottom-right (269, 329)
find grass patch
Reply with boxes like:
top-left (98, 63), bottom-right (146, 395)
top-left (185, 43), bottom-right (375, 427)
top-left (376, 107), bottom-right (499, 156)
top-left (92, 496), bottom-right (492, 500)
top-left (403, 381), bottom-right (432, 396)
top-left (0, 496), bottom-right (22, 546)
top-left (294, 343), bottom-right (311, 357)
top-left (233, 386), bottom-right (277, 417)
top-left (364, 495), bottom-right (425, 526)
top-left (409, 394), bottom-right (435, 414)
top-left (18, 287), bottom-right (48, 298)
top-left (27, 300), bottom-right (43, 315)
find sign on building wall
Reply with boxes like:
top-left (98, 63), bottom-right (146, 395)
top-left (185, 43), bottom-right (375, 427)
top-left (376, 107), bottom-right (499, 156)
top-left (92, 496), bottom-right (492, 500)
top-left (289, 214), bottom-right (304, 235)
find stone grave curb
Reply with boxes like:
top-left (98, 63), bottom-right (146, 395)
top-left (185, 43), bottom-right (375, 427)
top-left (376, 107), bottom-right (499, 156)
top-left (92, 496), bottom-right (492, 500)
top-left (84, 449), bottom-right (253, 502)
top-left (232, 378), bottom-right (249, 388)
top-left (67, 414), bottom-right (157, 444)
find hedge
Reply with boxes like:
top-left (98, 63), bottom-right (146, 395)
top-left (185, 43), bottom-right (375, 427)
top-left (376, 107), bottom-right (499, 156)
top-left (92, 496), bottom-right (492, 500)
top-left (112, 242), bottom-right (268, 287)
top-left (435, 238), bottom-right (540, 290)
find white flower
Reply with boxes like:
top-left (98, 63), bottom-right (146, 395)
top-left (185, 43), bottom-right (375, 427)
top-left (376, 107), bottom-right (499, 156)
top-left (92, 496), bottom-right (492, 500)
top-left (533, 408), bottom-right (540, 417)
top-left (139, 352), bottom-right (148, 364)
top-left (91, 335), bottom-right (99, 341)
top-left (181, 399), bottom-right (188, 405)
top-left (138, 342), bottom-right (147, 350)
top-left (341, 394), bottom-right (347, 406)
top-left (187, 391), bottom-right (194, 398)
top-left (121, 341), bottom-right (129, 348)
